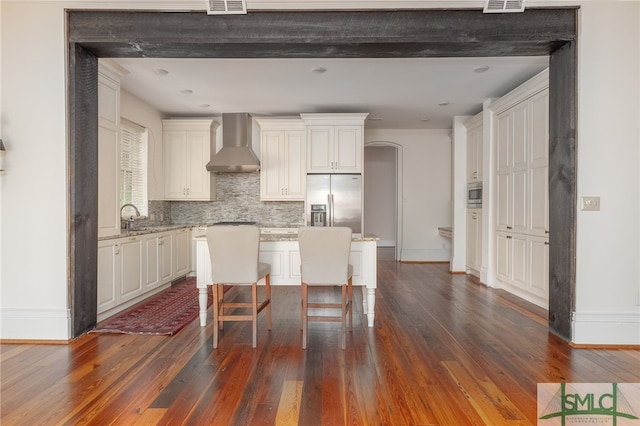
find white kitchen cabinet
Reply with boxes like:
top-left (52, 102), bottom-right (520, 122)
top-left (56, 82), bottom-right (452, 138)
top-left (491, 69), bottom-right (549, 307)
top-left (528, 89), bottom-right (550, 238)
top-left (494, 82), bottom-right (549, 236)
top-left (465, 113), bottom-right (483, 184)
top-left (163, 119), bottom-right (218, 201)
top-left (118, 236), bottom-right (144, 303)
top-left (173, 228), bottom-right (191, 278)
top-left (143, 234), bottom-right (160, 290)
top-left (143, 231), bottom-right (174, 291)
top-left (159, 232), bottom-right (174, 283)
top-left (97, 64), bottom-right (122, 238)
top-left (97, 228), bottom-right (191, 321)
top-left (97, 239), bottom-right (118, 312)
top-left (256, 119), bottom-right (306, 201)
top-left (466, 210), bottom-right (482, 277)
top-left (301, 113), bottom-right (368, 174)
top-left (97, 235), bottom-right (145, 316)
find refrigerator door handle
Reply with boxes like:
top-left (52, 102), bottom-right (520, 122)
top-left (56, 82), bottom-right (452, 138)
top-left (329, 194), bottom-right (334, 226)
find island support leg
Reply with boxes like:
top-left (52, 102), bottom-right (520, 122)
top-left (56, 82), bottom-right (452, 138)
top-left (199, 287), bottom-right (208, 326)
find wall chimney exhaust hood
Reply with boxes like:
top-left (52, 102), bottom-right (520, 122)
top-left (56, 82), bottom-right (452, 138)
top-left (206, 113), bottom-right (260, 173)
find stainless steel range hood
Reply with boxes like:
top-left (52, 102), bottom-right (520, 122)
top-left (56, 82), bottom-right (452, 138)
top-left (206, 113), bottom-right (260, 173)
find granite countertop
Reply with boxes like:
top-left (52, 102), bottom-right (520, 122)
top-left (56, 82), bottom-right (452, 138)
top-left (100, 224), bottom-right (378, 242)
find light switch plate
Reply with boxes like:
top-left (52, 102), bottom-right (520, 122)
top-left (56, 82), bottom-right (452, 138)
top-left (581, 196), bottom-right (600, 211)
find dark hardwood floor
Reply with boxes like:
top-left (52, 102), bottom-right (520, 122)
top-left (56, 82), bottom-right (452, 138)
top-left (1, 260), bottom-right (639, 425)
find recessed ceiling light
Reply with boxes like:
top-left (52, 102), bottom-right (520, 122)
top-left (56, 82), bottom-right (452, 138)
top-left (199, 104), bottom-right (211, 108)
top-left (420, 118), bottom-right (431, 122)
top-left (367, 117), bottom-right (383, 121)
top-left (438, 101), bottom-right (450, 107)
top-left (473, 65), bottom-right (490, 73)
top-left (153, 68), bottom-right (169, 76)
top-left (311, 67), bottom-right (327, 74)
top-left (180, 89), bottom-right (193, 95)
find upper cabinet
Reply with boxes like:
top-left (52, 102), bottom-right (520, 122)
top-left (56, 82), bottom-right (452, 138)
top-left (301, 113), bottom-right (368, 174)
top-left (98, 63), bottom-right (123, 238)
top-left (256, 118), bottom-right (306, 201)
top-left (163, 119), bottom-right (218, 201)
top-left (465, 112), bottom-right (483, 184)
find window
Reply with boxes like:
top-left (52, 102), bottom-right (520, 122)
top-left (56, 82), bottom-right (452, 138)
top-left (119, 119), bottom-right (148, 216)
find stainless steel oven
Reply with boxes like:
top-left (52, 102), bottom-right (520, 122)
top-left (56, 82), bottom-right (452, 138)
top-left (467, 182), bottom-right (482, 208)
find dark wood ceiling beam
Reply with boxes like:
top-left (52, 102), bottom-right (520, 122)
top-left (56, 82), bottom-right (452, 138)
top-left (68, 9), bottom-right (577, 58)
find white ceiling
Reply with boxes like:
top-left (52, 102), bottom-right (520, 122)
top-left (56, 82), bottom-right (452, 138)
top-left (112, 56), bottom-right (549, 129)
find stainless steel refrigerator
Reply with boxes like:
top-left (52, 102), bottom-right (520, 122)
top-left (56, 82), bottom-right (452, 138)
top-left (305, 174), bottom-right (362, 236)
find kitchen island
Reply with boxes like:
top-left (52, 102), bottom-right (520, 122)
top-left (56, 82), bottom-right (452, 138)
top-left (193, 231), bottom-right (378, 327)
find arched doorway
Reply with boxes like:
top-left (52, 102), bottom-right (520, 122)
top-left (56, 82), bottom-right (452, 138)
top-left (364, 142), bottom-right (403, 261)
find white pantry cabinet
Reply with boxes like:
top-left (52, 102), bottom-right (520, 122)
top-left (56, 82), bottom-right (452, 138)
top-left (491, 69), bottom-right (549, 307)
top-left (163, 119), bottom-right (218, 201)
top-left (256, 118), bottom-right (306, 201)
top-left (97, 64), bottom-right (122, 238)
top-left (301, 113), bottom-right (368, 174)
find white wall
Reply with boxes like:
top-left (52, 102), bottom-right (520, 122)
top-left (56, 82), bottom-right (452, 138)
top-left (366, 129), bottom-right (452, 262)
top-left (1, 1), bottom-right (638, 344)
top-left (572, 1), bottom-right (640, 345)
top-left (1, 3), bottom-right (69, 339)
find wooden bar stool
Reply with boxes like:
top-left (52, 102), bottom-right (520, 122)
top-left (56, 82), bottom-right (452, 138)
top-left (298, 226), bottom-right (353, 350)
top-left (206, 225), bottom-right (271, 349)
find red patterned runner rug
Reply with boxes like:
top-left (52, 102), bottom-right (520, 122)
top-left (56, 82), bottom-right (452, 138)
top-left (91, 277), bottom-right (212, 336)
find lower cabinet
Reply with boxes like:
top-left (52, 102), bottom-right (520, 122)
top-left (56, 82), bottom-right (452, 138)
top-left (466, 210), bottom-right (482, 277)
top-left (174, 228), bottom-right (191, 277)
top-left (98, 228), bottom-right (192, 321)
top-left (97, 236), bottom-right (144, 315)
top-left (258, 241), bottom-right (363, 285)
top-left (496, 231), bottom-right (548, 307)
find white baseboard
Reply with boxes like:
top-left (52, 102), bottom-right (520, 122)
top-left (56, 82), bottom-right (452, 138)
top-left (572, 311), bottom-right (640, 345)
top-left (0, 308), bottom-right (70, 341)
top-left (400, 248), bottom-right (450, 262)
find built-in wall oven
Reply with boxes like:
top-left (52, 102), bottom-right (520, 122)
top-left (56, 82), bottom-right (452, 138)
top-left (467, 182), bottom-right (482, 209)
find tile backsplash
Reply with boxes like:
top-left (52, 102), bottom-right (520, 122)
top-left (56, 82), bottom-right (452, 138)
top-left (142, 173), bottom-right (304, 228)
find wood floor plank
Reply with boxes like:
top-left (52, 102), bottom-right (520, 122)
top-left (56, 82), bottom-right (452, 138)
top-left (1, 261), bottom-right (639, 425)
top-left (275, 380), bottom-right (303, 425)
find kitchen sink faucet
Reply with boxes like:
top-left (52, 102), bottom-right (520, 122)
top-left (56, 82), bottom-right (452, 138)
top-left (120, 203), bottom-right (140, 231)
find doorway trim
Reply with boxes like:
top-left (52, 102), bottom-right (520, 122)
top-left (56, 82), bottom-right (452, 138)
top-left (67, 8), bottom-right (578, 340)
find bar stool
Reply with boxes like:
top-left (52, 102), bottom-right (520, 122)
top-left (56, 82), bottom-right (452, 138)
top-left (206, 225), bottom-right (271, 348)
top-left (298, 226), bottom-right (353, 350)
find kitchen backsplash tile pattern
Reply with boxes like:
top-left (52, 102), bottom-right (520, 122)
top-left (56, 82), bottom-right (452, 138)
top-left (170, 173), bottom-right (304, 227)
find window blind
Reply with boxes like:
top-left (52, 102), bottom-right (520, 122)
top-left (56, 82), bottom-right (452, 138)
top-left (120, 119), bottom-right (148, 216)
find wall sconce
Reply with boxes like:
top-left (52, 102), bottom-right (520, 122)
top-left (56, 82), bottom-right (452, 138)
top-left (0, 139), bottom-right (5, 172)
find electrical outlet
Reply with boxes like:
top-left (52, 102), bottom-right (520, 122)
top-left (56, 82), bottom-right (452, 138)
top-left (581, 196), bottom-right (600, 211)
top-left (160, 213), bottom-right (164, 221)
top-left (206, 212), bottom-right (214, 220)
top-left (150, 213), bottom-right (156, 221)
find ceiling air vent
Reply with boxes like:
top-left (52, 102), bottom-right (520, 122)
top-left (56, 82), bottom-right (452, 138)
top-left (206, 0), bottom-right (247, 15)
top-left (483, 0), bottom-right (526, 13)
